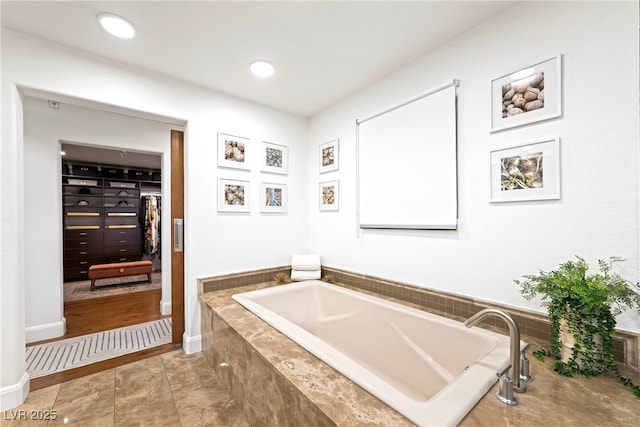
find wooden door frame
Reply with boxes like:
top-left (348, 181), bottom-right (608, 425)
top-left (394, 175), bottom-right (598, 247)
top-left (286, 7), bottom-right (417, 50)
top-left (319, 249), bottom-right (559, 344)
top-left (171, 130), bottom-right (185, 345)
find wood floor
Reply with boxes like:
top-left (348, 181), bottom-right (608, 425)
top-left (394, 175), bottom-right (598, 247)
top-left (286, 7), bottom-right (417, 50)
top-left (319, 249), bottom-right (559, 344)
top-left (29, 289), bottom-right (175, 391)
top-left (63, 288), bottom-right (164, 338)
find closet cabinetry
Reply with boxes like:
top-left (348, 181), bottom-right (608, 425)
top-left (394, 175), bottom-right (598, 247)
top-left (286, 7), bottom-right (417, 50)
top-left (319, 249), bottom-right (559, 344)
top-left (62, 162), bottom-right (161, 281)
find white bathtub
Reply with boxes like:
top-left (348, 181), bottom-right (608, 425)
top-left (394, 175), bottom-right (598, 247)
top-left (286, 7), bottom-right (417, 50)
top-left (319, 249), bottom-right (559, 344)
top-left (232, 280), bottom-right (514, 427)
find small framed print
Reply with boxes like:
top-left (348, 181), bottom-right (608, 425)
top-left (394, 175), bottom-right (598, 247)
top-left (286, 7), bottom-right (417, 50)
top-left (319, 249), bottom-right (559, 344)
top-left (261, 141), bottom-right (288, 175)
top-left (218, 133), bottom-right (250, 170)
top-left (490, 137), bottom-right (560, 202)
top-left (490, 54), bottom-right (562, 132)
top-left (260, 182), bottom-right (287, 213)
top-left (319, 139), bottom-right (339, 173)
top-left (319, 180), bottom-right (339, 211)
top-left (218, 178), bottom-right (250, 212)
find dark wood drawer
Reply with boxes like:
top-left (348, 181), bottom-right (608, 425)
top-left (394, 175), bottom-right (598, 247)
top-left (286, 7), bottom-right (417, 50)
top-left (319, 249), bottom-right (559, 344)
top-left (64, 257), bottom-right (103, 281)
top-left (64, 228), bottom-right (103, 241)
top-left (64, 238), bottom-right (103, 250)
top-left (104, 228), bottom-right (140, 246)
top-left (102, 255), bottom-right (143, 263)
top-left (104, 244), bottom-right (141, 257)
top-left (64, 248), bottom-right (104, 260)
top-left (64, 267), bottom-right (90, 281)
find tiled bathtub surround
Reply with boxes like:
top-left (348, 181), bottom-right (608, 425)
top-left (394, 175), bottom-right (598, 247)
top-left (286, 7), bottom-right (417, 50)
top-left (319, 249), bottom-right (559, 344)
top-left (198, 265), bottom-right (638, 368)
top-left (199, 265), bottom-right (290, 294)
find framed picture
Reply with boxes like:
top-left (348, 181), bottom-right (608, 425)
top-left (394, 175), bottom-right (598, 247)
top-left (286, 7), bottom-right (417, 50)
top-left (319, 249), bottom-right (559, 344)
top-left (260, 182), bottom-right (287, 213)
top-left (490, 137), bottom-right (560, 202)
top-left (261, 141), bottom-right (288, 175)
top-left (319, 180), bottom-right (339, 211)
top-left (218, 178), bottom-right (251, 212)
top-left (319, 139), bottom-right (339, 173)
top-left (218, 133), bottom-right (251, 170)
top-left (490, 54), bottom-right (562, 132)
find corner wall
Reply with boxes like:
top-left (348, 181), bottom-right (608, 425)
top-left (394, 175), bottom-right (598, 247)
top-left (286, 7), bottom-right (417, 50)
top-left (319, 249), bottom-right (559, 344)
top-left (308, 1), bottom-right (640, 332)
top-left (1, 28), bottom-right (309, 409)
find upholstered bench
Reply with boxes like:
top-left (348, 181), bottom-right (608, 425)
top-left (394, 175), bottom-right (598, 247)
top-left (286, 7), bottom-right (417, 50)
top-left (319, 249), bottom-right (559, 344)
top-left (88, 260), bottom-right (153, 290)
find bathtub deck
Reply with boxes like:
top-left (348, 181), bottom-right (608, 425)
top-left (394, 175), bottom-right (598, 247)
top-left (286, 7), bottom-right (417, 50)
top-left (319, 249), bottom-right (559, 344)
top-left (200, 282), bottom-right (640, 427)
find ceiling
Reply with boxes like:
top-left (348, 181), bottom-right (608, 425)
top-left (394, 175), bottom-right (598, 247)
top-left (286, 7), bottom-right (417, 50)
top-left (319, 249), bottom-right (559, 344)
top-left (1, 1), bottom-right (516, 117)
top-left (60, 141), bottom-right (162, 170)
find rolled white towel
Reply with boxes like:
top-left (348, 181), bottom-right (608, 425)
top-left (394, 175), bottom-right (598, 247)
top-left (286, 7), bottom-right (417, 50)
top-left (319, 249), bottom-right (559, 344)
top-left (291, 254), bottom-right (321, 271)
top-left (291, 269), bottom-right (321, 281)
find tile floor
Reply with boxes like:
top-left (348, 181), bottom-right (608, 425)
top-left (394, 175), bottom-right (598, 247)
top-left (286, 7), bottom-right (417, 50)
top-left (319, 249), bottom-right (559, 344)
top-left (2, 350), bottom-right (247, 427)
top-left (4, 346), bottom-right (640, 426)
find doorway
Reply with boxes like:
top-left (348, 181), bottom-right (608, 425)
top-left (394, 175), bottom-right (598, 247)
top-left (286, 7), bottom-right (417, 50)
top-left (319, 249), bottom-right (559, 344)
top-left (60, 142), bottom-right (164, 338)
top-left (22, 95), bottom-right (185, 389)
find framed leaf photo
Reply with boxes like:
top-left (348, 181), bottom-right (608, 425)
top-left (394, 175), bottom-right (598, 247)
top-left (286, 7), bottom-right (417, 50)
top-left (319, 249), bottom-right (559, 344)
top-left (261, 141), bottom-right (288, 175)
top-left (260, 182), bottom-right (287, 213)
top-left (490, 137), bottom-right (560, 202)
top-left (218, 133), bottom-right (251, 170)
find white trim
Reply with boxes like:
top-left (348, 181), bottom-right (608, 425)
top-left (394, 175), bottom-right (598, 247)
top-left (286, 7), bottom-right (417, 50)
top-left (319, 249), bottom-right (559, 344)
top-left (25, 318), bottom-right (66, 344)
top-left (182, 332), bottom-right (201, 354)
top-left (160, 300), bottom-right (172, 316)
top-left (0, 372), bottom-right (29, 411)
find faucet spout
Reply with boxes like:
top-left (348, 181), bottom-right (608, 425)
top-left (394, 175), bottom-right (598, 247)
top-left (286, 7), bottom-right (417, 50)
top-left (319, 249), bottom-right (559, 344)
top-left (465, 308), bottom-right (525, 393)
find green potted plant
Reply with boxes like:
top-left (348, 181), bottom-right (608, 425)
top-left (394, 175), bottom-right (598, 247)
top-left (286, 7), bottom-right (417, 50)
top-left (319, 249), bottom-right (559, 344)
top-left (515, 256), bottom-right (640, 397)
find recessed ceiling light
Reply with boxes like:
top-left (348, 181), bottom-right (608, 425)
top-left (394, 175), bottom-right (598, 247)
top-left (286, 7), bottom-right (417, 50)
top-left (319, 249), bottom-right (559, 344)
top-left (250, 61), bottom-right (275, 78)
top-left (97, 13), bottom-right (136, 39)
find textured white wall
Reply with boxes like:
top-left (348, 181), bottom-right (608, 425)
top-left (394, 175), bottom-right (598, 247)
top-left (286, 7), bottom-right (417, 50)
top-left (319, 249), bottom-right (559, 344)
top-left (308, 1), bottom-right (640, 332)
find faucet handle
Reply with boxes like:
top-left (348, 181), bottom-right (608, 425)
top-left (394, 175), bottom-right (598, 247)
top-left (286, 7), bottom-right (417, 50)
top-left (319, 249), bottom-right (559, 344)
top-left (496, 363), bottom-right (512, 378)
top-left (519, 343), bottom-right (535, 383)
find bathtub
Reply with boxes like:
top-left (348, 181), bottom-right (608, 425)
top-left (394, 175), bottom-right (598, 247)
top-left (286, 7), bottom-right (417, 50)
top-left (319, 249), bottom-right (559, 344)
top-left (232, 280), bottom-right (514, 427)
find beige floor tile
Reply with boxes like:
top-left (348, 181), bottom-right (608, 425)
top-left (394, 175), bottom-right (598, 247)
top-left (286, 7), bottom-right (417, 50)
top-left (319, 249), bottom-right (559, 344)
top-left (1, 385), bottom-right (60, 426)
top-left (160, 351), bottom-right (248, 427)
top-left (113, 356), bottom-right (181, 427)
top-left (47, 370), bottom-right (115, 426)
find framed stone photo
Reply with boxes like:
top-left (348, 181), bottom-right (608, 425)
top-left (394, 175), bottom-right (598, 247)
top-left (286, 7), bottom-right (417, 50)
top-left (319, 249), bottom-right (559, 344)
top-left (319, 139), bottom-right (339, 173)
top-left (490, 55), bottom-right (562, 132)
top-left (218, 133), bottom-right (250, 170)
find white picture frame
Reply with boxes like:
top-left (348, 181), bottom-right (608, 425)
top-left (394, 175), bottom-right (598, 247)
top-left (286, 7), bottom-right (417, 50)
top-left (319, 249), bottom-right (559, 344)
top-left (218, 178), bottom-right (251, 212)
top-left (217, 133), bottom-right (251, 170)
top-left (490, 137), bottom-right (560, 202)
top-left (319, 180), bottom-right (339, 211)
top-left (261, 141), bottom-right (288, 175)
top-left (490, 54), bottom-right (562, 132)
top-left (319, 138), bottom-right (339, 173)
top-left (259, 182), bottom-right (288, 213)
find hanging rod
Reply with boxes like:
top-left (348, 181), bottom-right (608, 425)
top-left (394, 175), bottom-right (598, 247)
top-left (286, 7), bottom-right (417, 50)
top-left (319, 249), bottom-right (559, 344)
top-left (356, 79), bottom-right (459, 125)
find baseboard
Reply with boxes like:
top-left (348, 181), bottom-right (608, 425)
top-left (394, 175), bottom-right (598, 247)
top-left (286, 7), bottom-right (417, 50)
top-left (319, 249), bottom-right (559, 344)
top-left (160, 300), bottom-right (172, 316)
top-left (182, 332), bottom-right (201, 354)
top-left (25, 318), bottom-right (66, 344)
top-left (0, 372), bottom-right (29, 411)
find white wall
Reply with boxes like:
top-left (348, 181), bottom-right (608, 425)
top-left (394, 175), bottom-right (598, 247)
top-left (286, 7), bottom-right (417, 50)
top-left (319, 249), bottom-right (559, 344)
top-left (22, 97), bottom-right (176, 342)
top-left (309, 1), bottom-right (640, 332)
top-left (1, 28), bottom-right (309, 409)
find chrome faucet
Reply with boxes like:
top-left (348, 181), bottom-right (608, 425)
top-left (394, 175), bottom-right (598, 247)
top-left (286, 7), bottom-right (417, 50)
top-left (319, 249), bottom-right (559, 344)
top-left (464, 308), bottom-right (526, 405)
